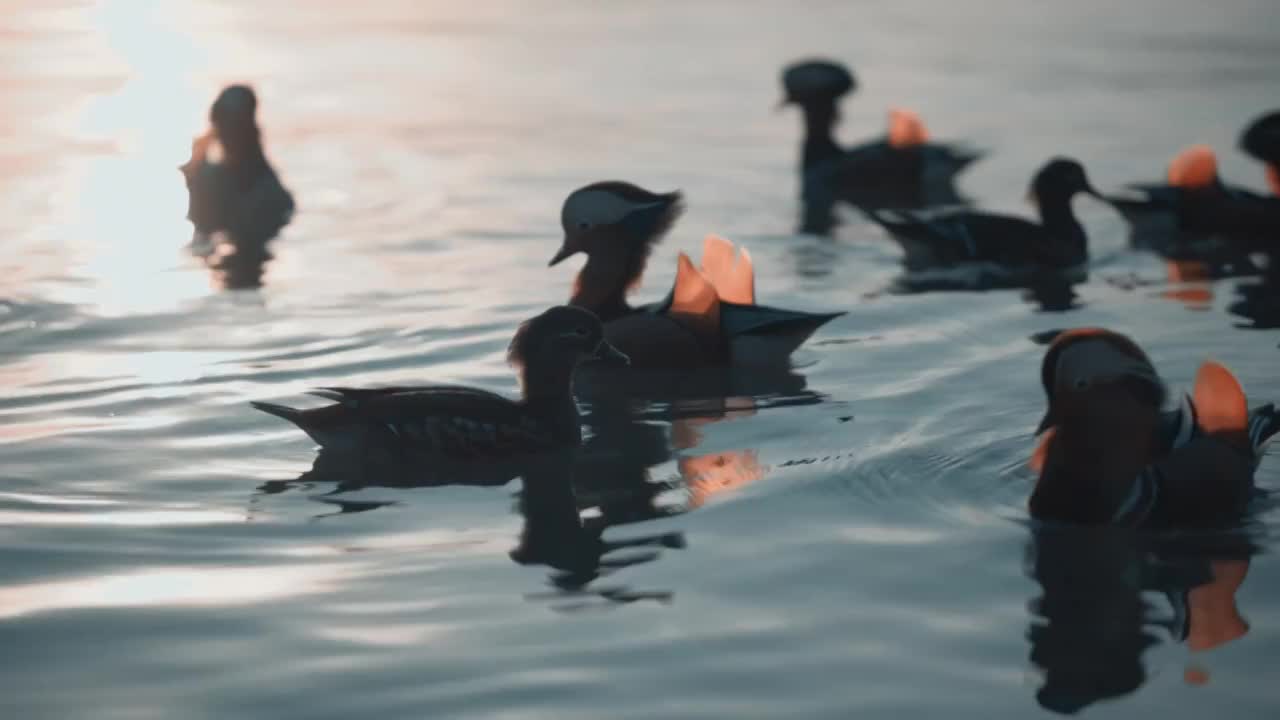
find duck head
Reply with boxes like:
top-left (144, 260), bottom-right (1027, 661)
top-left (1031, 329), bottom-right (1167, 524)
top-left (1027, 157), bottom-right (1102, 208)
top-left (210, 84), bottom-right (264, 167)
top-left (1239, 111), bottom-right (1280, 194)
top-left (779, 59), bottom-right (856, 110)
top-left (508, 305), bottom-right (629, 398)
top-left (1166, 145), bottom-right (1219, 191)
top-left (551, 182), bottom-right (683, 316)
top-left (1036, 329), bottom-right (1163, 435)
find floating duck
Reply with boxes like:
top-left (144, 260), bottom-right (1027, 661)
top-left (552, 181), bottom-right (844, 368)
top-left (251, 306), bottom-right (628, 455)
top-left (867, 158), bottom-right (1098, 284)
top-left (779, 59), bottom-right (982, 224)
top-left (181, 84), bottom-right (295, 242)
top-left (1240, 110), bottom-right (1280, 196)
top-left (1029, 328), bottom-right (1278, 528)
top-left (1106, 144), bottom-right (1280, 258)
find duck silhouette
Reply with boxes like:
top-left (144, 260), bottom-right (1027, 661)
top-left (779, 59), bottom-right (982, 232)
top-left (250, 305), bottom-right (628, 458)
top-left (181, 85), bottom-right (295, 245)
top-left (868, 158), bottom-right (1099, 289)
top-left (1106, 145), bottom-right (1280, 266)
top-left (1029, 328), bottom-right (1278, 528)
top-left (551, 181), bottom-right (843, 369)
top-left (1240, 110), bottom-right (1280, 196)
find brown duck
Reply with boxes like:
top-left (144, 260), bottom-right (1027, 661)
top-left (551, 180), bottom-right (844, 369)
top-left (1029, 328), bottom-right (1277, 528)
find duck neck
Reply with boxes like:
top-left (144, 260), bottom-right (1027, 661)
top-left (520, 360), bottom-right (581, 441)
top-left (1037, 195), bottom-right (1086, 258)
top-left (799, 101), bottom-right (842, 170)
top-left (219, 126), bottom-right (269, 188)
top-left (1031, 401), bottom-right (1158, 524)
top-left (570, 235), bottom-right (649, 321)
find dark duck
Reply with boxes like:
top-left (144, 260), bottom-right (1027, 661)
top-left (251, 306), bottom-right (628, 456)
top-left (550, 181), bottom-right (844, 368)
top-left (1240, 109), bottom-right (1280, 196)
top-left (181, 84), bottom-right (295, 244)
top-left (780, 59), bottom-right (982, 229)
top-left (1029, 328), bottom-right (1278, 529)
top-left (1106, 144), bottom-right (1280, 266)
top-left (867, 158), bottom-right (1099, 286)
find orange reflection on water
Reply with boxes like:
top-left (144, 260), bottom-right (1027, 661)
top-left (1183, 558), bottom-right (1251, 686)
top-left (1161, 260), bottom-right (1214, 309)
top-left (671, 398), bottom-right (769, 509)
top-left (0, 563), bottom-right (349, 620)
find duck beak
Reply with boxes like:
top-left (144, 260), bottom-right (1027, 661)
top-left (548, 242), bottom-right (577, 267)
top-left (1035, 408), bottom-right (1056, 436)
top-left (591, 340), bottom-right (630, 366)
top-left (775, 97), bottom-right (793, 111)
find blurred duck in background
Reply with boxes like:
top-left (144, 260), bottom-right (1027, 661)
top-left (1240, 110), bottom-right (1280, 196)
top-left (180, 84), bottom-right (295, 249)
top-left (1105, 144), bottom-right (1280, 275)
top-left (779, 59), bottom-right (982, 233)
top-left (867, 158), bottom-right (1099, 290)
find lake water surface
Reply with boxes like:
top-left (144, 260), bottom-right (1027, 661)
top-left (3, 1), bottom-right (1279, 717)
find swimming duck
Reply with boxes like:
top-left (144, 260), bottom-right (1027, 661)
top-left (1106, 145), bottom-right (1280, 257)
top-left (251, 305), bottom-right (628, 455)
top-left (1029, 328), bottom-right (1278, 528)
top-left (181, 85), bottom-right (295, 242)
top-left (780, 59), bottom-right (982, 220)
top-left (1240, 110), bottom-right (1280, 196)
top-left (551, 181), bottom-right (844, 368)
top-left (867, 158), bottom-right (1099, 281)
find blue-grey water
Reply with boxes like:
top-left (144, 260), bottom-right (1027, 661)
top-left (3, 1), bottom-right (1279, 717)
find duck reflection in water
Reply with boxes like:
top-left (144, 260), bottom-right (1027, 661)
top-left (181, 84), bottom-right (294, 289)
top-left (256, 364), bottom-right (812, 606)
top-left (1025, 526), bottom-right (1256, 715)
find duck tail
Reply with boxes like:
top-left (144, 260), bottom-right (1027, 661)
top-left (1248, 403), bottom-right (1280, 455)
top-left (250, 400), bottom-right (304, 425)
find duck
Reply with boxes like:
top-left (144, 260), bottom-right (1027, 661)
top-left (866, 158), bottom-right (1099, 283)
top-left (1240, 110), bottom-right (1280, 196)
top-left (1029, 328), bottom-right (1279, 528)
top-left (1106, 145), bottom-right (1280, 258)
top-left (250, 305), bottom-right (629, 456)
top-left (779, 59), bottom-right (982, 222)
top-left (550, 181), bottom-right (844, 368)
top-left (180, 84), bottom-right (295, 243)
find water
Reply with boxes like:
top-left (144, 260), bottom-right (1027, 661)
top-left (3, 1), bottom-right (1279, 717)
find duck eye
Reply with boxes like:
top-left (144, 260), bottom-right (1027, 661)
top-left (573, 326), bottom-right (588, 337)
top-left (578, 221), bottom-right (590, 230)
top-left (1073, 378), bottom-right (1089, 390)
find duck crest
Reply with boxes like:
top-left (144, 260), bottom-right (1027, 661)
top-left (1168, 145), bottom-right (1218, 190)
top-left (888, 108), bottom-right (929, 149)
